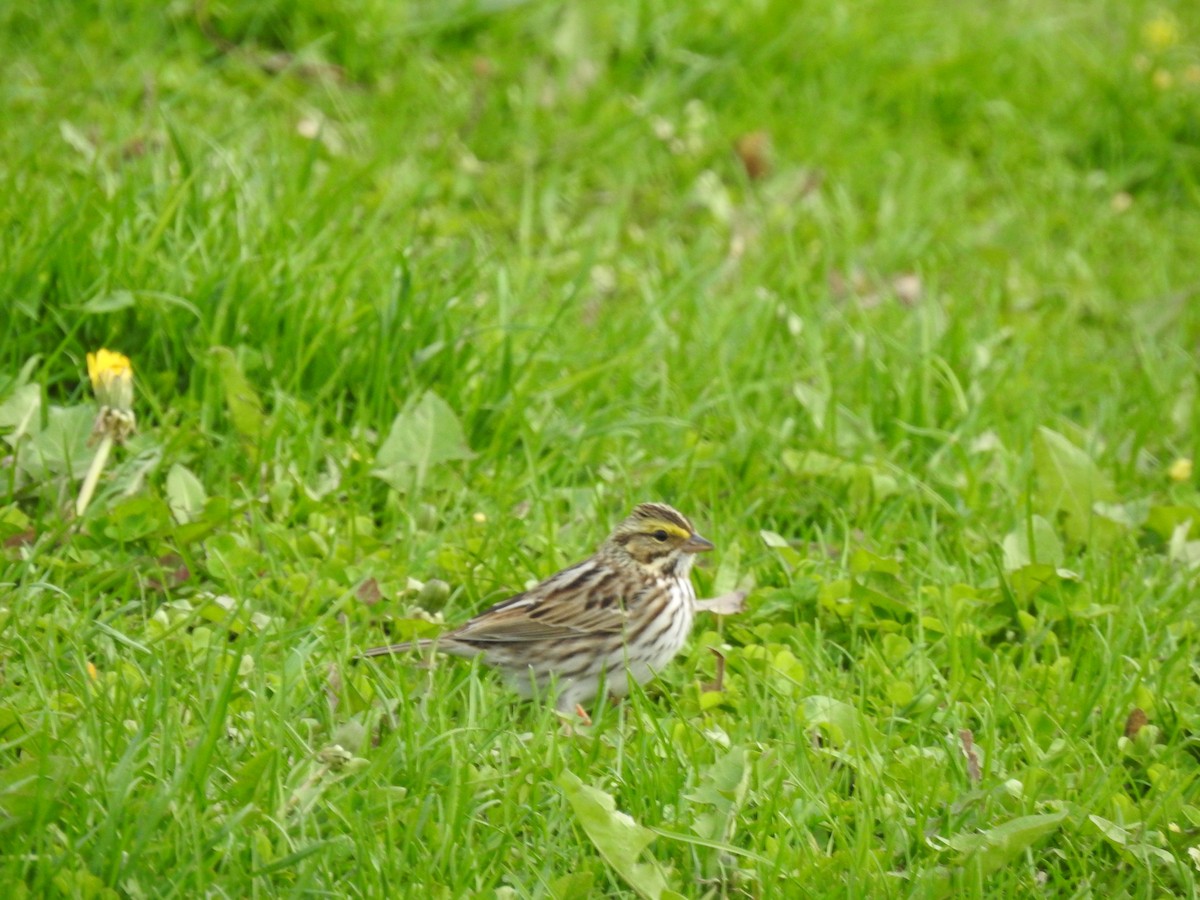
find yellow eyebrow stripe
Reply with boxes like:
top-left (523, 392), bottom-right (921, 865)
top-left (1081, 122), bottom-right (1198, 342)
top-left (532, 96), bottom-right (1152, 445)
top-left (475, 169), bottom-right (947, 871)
top-left (642, 520), bottom-right (691, 539)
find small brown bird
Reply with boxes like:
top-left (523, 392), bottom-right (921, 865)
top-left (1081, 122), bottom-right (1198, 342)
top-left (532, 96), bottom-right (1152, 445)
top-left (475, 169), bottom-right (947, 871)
top-left (362, 503), bottom-right (716, 714)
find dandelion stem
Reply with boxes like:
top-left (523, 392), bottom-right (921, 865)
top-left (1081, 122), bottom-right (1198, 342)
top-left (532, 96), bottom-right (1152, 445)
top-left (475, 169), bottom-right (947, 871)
top-left (75, 434), bottom-right (114, 517)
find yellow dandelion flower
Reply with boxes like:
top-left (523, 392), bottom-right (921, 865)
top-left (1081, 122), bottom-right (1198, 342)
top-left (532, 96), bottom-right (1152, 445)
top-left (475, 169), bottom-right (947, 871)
top-left (1168, 458), bottom-right (1193, 482)
top-left (76, 348), bottom-right (137, 517)
top-left (1143, 15), bottom-right (1181, 52)
top-left (87, 349), bottom-right (134, 412)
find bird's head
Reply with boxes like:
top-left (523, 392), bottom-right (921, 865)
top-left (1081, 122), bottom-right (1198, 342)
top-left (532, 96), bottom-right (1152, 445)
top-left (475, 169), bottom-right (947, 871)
top-left (602, 502), bottom-right (714, 576)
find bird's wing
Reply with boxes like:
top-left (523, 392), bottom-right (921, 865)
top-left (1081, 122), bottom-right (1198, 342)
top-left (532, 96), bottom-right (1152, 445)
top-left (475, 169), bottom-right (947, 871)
top-left (447, 559), bottom-right (635, 644)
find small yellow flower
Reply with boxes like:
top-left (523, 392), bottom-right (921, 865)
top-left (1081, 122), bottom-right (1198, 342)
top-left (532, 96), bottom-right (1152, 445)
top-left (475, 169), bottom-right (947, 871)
top-left (75, 349), bottom-right (137, 516)
top-left (1168, 458), bottom-right (1193, 482)
top-left (1143, 15), bottom-right (1181, 52)
top-left (86, 661), bottom-right (98, 680)
top-left (87, 349), bottom-right (134, 412)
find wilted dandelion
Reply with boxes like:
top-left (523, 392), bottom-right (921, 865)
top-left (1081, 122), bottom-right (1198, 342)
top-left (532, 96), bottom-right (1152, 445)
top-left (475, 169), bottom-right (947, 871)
top-left (75, 349), bottom-right (136, 517)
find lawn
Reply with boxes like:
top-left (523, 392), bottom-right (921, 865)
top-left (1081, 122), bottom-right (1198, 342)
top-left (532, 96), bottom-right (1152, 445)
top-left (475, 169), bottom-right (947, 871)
top-left (2, 0), bottom-right (1199, 896)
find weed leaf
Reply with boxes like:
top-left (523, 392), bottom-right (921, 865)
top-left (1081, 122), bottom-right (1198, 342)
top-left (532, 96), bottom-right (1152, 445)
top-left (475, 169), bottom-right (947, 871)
top-left (948, 810), bottom-right (1069, 874)
top-left (558, 769), bottom-right (682, 900)
top-left (1032, 427), bottom-right (1115, 544)
top-left (373, 390), bottom-right (474, 490)
top-left (166, 463), bottom-right (207, 524)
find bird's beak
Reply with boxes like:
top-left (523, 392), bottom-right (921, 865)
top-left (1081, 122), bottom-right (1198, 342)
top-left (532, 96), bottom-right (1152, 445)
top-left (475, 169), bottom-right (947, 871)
top-left (682, 533), bottom-right (715, 553)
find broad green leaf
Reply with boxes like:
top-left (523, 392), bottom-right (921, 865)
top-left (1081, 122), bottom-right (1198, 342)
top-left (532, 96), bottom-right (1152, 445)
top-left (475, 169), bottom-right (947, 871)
top-left (549, 871), bottom-right (596, 899)
top-left (372, 390), bottom-right (475, 490)
top-left (948, 810), bottom-right (1068, 874)
top-left (782, 449), bottom-right (899, 502)
top-left (22, 406), bottom-right (95, 478)
top-left (1087, 815), bottom-right (1176, 865)
top-left (108, 441), bottom-right (163, 499)
top-left (711, 540), bottom-right (743, 597)
top-left (1167, 520), bottom-right (1200, 569)
top-left (792, 381), bottom-right (829, 430)
top-left (173, 502), bottom-right (228, 544)
top-left (849, 579), bottom-right (908, 616)
top-left (1032, 427), bottom-right (1115, 544)
top-left (1007, 563), bottom-right (1063, 601)
top-left (557, 769), bottom-right (682, 900)
top-left (0, 506), bottom-right (32, 544)
top-left (80, 290), bottom-right (136, 314)
top-left (799, 695), bottom-right (881, 751)
top-left (1001, 514), bottom-right (1062, 570)
top-left (759, 530), bottom-right (791, 549)
top-left (229, 750), bottom-right (278, 805)
top-left (0, 383), bottom-right (41, 446)
top-left (1093, 498), bottom-right (1150, 530)
top-left (209, 347), bottom-right (265, 439)
top-left (849, 547), bottom-right (902, 576)
top-left (0, 705), bottom-right (23, 740)
top-left (206, 532), bottom-right (264, 586)
top-left (1146, 505), bottom-right (1200, 542)
top-left (101, 495), bottom-right (171, 542)
top-left (782, 449), bottom-right (846, 478)
top-left (686, 746), bottom-right (750, 850)
top-left (759, 530), bottom-right (804, 570)
top-left (166, 463), bottom-right (207, 524)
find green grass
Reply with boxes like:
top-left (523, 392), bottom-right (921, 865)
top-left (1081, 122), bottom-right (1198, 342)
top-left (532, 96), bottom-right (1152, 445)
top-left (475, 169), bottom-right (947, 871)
top-left (3, 0), bottom-right (1200, 895)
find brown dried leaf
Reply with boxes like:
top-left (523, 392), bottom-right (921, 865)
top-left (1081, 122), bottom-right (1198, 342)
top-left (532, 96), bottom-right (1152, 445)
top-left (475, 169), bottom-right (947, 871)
top-left (959, 729), bottom-right (982, 783)
top-left (356, 577), bottom-right (383, 606)
top-left (3, 529), bottom-right (36, 550)
top-left (472, 56), bottom-right (496, 79)
top-left (121, 135), bottom-right (161, 160)
top-left (146, 554), bottom-right (191, 593)
top-left (735, 131), bottom-right (771, 180)
top-left (1124, 708), bottom-right (1148, 738)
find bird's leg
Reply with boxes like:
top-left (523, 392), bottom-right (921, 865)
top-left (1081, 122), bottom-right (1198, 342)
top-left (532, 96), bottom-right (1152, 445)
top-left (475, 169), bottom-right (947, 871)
top-left (554, 699), bottom-right (592, 735)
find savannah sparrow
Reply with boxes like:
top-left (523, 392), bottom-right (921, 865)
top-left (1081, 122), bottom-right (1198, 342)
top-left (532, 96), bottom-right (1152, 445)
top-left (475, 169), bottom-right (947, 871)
top-left (362, 502), bottom-right (715, 714)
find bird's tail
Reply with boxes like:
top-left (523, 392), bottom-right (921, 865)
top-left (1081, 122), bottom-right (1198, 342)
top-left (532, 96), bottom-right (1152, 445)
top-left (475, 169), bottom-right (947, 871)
top-left (359, 639), bottom-right (434, 659)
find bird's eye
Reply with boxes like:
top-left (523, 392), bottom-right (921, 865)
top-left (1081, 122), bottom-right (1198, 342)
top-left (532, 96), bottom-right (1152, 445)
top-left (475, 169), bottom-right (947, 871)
top-left (652, 529), bottom-right (669, 542)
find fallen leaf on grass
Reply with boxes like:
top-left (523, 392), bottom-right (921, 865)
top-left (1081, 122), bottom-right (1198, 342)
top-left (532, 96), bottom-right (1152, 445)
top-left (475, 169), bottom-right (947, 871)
top-left (146, 554), bottom-right (191, 593)
top-left (959, 729), bottom-right (982, 783)
top-left (1124, 708), bottom-right (1148, 738)
top-left (3, 528), bottom-right (36, 550)
top-left (734, 131), bottom-right (771, 180)
top-left (695, 590), bottom-right (748, 616)
top-left (356, 578), bottom-right (383, 606)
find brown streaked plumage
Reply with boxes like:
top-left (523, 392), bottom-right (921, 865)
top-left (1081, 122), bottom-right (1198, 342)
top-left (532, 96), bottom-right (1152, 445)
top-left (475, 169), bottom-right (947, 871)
top-left (361, 502), bottom-right (715, 713)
